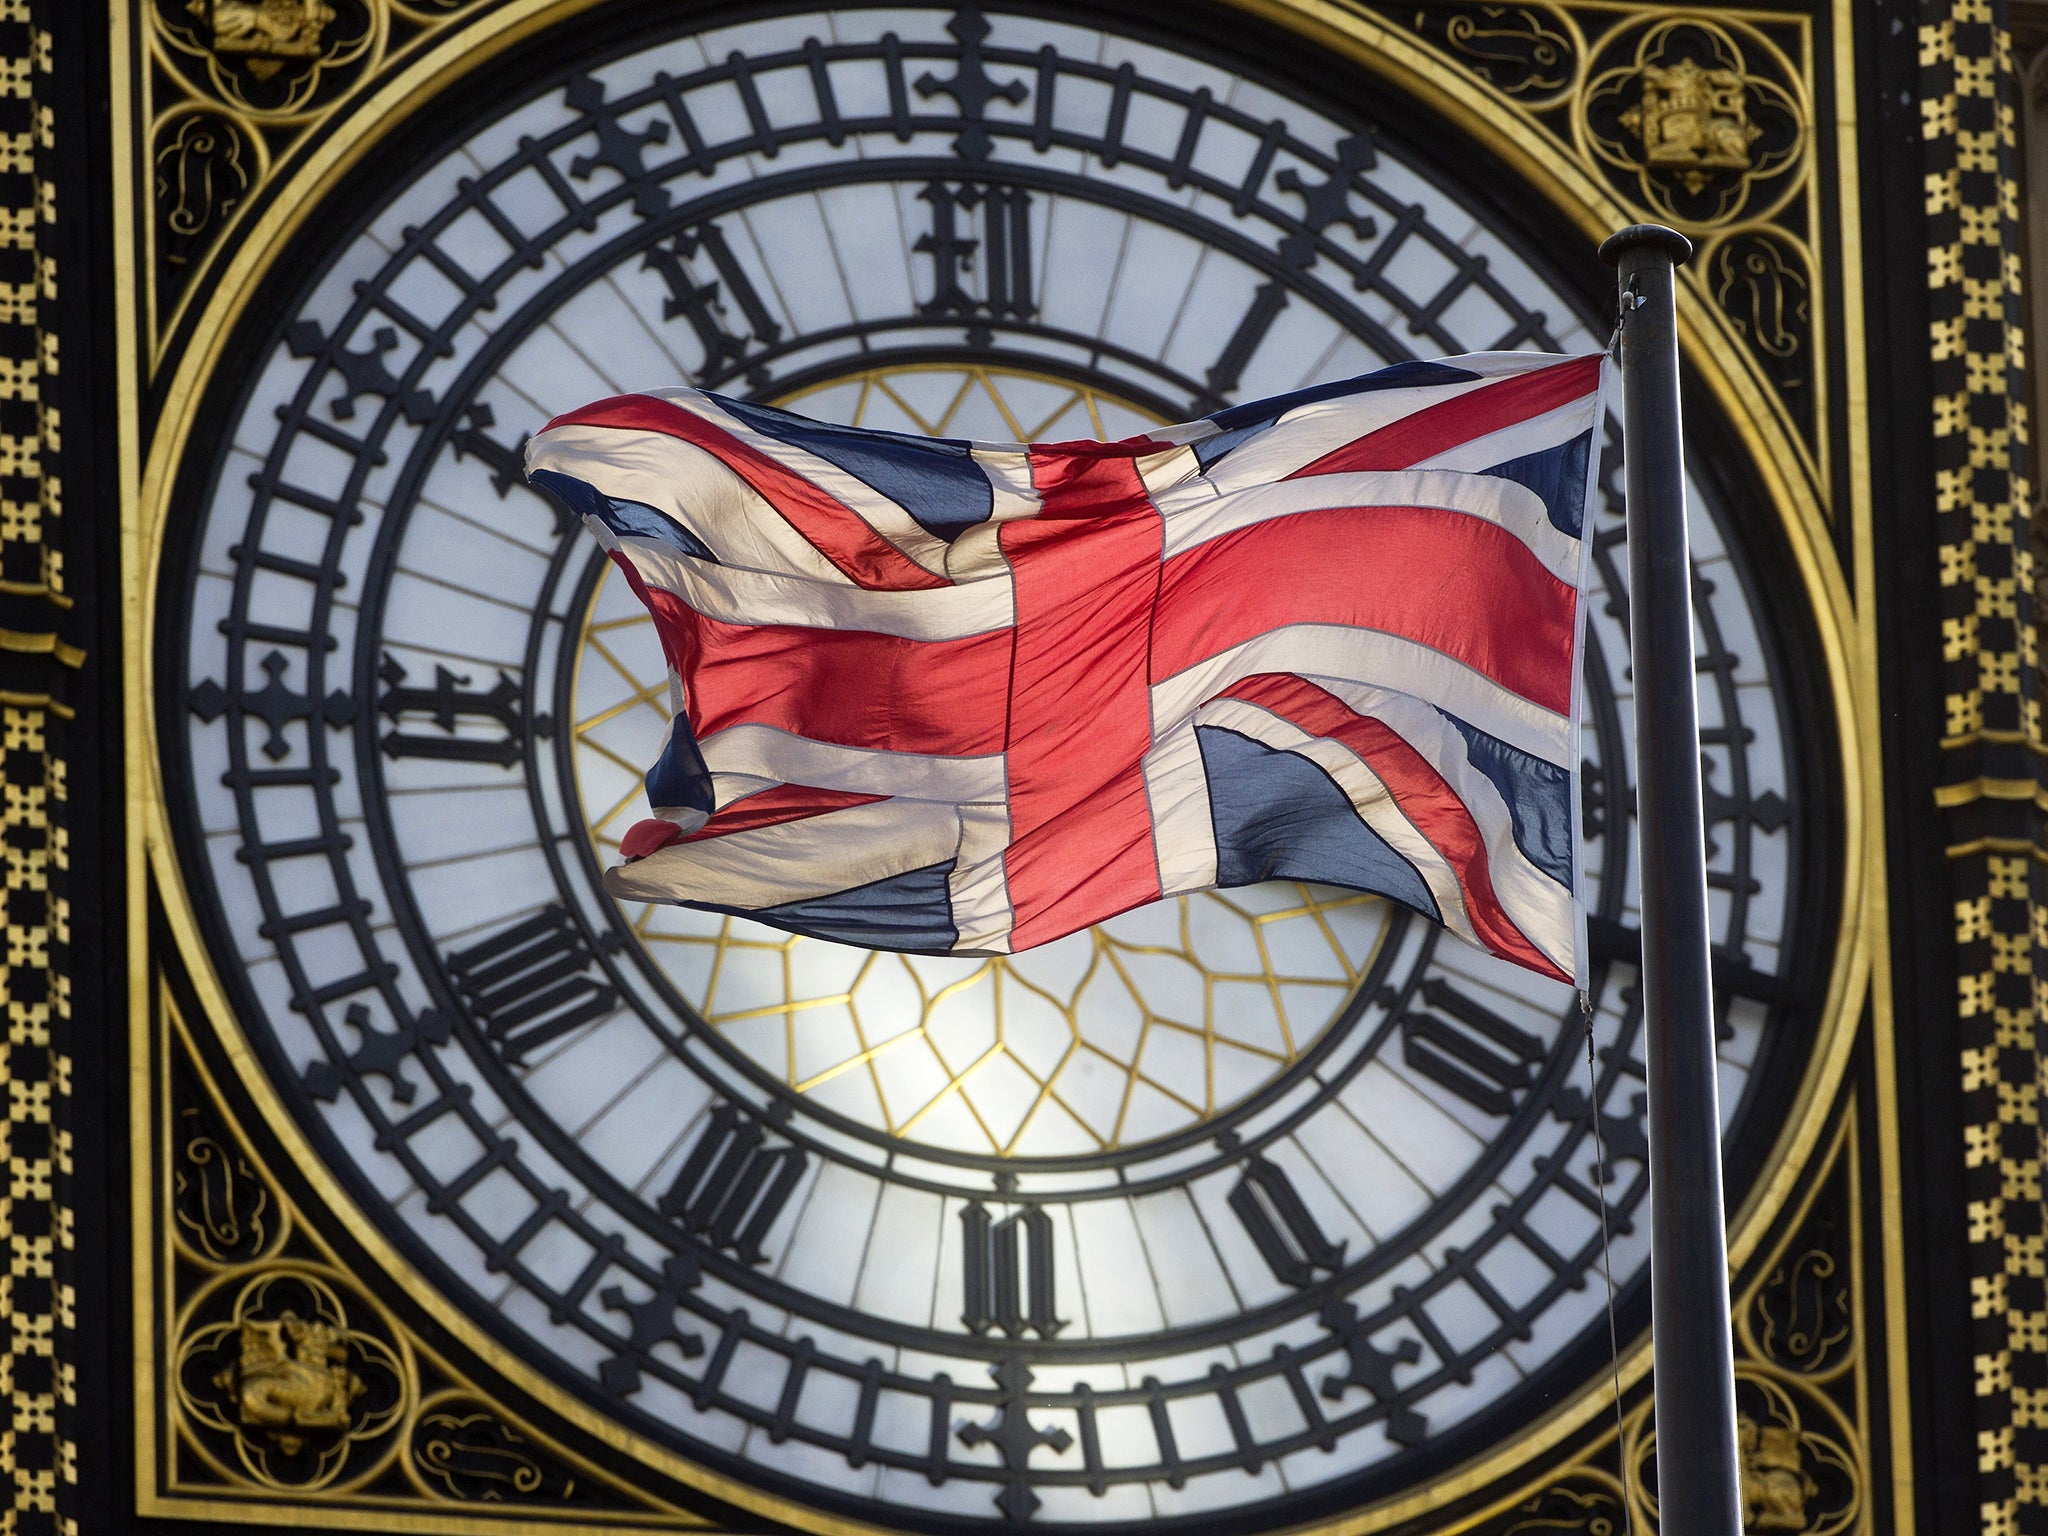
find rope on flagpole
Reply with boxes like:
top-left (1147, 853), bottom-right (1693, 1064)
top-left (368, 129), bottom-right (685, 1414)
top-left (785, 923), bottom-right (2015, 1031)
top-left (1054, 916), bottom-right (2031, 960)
top-left (1580, 985), bottom-right (1635, 1534)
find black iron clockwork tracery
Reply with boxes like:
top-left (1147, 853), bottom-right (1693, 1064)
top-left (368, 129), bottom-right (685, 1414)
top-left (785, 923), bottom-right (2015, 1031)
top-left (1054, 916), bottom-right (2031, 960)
top-left (161, 4), bottom-right (1827, 1529)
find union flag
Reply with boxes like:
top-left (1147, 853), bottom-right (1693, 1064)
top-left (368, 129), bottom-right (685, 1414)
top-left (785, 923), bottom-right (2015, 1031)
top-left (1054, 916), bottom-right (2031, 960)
top-left (526, 352), bottom-right (1606, 983)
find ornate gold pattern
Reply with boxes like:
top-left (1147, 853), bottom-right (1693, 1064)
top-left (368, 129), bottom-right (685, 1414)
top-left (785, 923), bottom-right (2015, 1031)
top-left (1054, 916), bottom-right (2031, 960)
top-left (1437, 1108), bottom-right (1872, 1536)
top-left (172, 1087), bottom-right (276, 1266)
top-left (1922, 0), bottom-right (2048, 1528)
top-left (0, 6), bottom-right (72, 1533)
top-left (1408, 0), bottom-right (1826, 492)
top-left (1579, 15), bottom-right (1807, 227)
top-left (1407, 2), bottom-right (1581, 107)
top-left (110, 0), bottom-right (1897, 1530)
top-left (186, 0), bottom-right (338, 81)
top-left (139, 0), bottom-right (476, 354)
top-left (572, 364), bottom-right (1387, 1156)
top-left (410, 1395), bottom-right (586, 1505)
top-left (151, 991), bottom-right (702, 1525)
top-left (1621, 56), bottom-right (1759, 180)
top-left (176, 1268), bottom-right (407, 1489)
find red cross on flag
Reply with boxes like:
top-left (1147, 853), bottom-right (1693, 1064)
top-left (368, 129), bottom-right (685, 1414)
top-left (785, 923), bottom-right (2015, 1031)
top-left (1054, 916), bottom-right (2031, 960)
top-left (526, 352), bottom-right (1607, 984)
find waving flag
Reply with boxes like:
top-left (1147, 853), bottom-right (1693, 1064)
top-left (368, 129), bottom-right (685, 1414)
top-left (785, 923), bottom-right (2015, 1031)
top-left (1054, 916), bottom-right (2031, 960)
top-left (526, 352), bottom-right (1606, 984)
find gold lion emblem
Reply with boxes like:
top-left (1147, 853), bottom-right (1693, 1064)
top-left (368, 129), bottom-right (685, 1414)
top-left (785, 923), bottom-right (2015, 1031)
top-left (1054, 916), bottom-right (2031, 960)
top-left (214, 1310), bottom-right (364, 1454)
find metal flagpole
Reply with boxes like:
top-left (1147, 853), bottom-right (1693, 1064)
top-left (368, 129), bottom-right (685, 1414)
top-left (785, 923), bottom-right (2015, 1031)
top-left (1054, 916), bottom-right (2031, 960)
top-left (1597, 223), bottom-right (1742, 1535)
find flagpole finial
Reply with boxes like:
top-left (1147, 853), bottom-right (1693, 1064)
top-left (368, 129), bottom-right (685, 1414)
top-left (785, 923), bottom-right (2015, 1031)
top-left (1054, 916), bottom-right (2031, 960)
top-left (1599, 223), bottom-right (1692, 268)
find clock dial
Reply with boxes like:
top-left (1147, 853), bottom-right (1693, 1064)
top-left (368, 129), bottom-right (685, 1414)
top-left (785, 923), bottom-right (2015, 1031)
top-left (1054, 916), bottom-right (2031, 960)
top-left (165, 5), bottom-right (1821, 1528)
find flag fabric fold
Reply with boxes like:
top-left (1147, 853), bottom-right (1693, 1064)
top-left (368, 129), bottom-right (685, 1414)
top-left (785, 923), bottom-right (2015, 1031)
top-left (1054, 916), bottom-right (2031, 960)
top-left (525, 352), bottom-right (1608, 984)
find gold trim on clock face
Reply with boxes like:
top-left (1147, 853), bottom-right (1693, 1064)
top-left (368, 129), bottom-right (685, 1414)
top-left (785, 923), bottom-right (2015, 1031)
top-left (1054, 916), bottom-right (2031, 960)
top-left (116, 0), bottom-right (1888, 1531)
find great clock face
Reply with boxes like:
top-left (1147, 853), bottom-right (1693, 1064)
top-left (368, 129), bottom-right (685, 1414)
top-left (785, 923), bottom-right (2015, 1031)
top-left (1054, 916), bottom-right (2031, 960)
top-left (166, 4), bottom-right (1826, 1529)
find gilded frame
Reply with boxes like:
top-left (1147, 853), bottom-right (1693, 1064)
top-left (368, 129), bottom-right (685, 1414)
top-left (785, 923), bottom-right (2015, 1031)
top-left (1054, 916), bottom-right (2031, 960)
top-left (107, 0), bottom-right (1907, 1530)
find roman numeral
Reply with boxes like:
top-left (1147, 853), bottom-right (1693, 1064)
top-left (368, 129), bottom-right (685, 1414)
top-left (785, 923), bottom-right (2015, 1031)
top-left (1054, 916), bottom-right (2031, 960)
top-left (658, 1102), bottom-right (807, 1265)
top-left (1397, 978), bottom-right (1545, 1116)
top-left (444, 905), bottom-right (618, 1066)
top-left (377, 652), bottom-right (541, 768)
top-left (1229, 1154), bottom-right (1346, 1287)
top-left (916, 181), bottom-right (1034, 345)
top-left (960, 1203), bottom-right (1064, 1338)
top-left (643, 221), bottom-right (782, 389)
top-left (1196, 281), bottom-right (1288, 411)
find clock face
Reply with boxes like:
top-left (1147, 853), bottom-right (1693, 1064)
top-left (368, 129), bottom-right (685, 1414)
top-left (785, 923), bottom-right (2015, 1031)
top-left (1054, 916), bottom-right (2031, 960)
top-left (164, 5), bottom-right (1827, 1529)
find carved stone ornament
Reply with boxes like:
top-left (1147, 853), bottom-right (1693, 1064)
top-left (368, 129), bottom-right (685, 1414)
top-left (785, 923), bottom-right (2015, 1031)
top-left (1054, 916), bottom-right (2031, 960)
top-left (174, 1267), bottom-right (407, 1490)
top-left (184, 0), bottom-right (335, 80)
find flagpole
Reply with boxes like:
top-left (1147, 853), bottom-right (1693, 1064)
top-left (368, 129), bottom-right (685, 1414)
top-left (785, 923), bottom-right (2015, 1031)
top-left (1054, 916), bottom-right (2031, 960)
top-left (1597, 223), bottom-right (1742, 1534)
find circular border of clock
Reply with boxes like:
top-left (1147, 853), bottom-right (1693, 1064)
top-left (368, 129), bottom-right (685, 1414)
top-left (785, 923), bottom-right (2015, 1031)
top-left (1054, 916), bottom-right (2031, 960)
top-left (141, 2), bottom-right (1863, 1532)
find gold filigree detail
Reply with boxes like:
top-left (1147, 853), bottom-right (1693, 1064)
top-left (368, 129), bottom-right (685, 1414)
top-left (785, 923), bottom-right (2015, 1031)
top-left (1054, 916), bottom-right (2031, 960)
top-left (1409, 2), bottom-right (1583, 108)
top-left (174, 1266), bottom-right (408, 1491)
top-left (171, 1103), bottom-right (276, 1265)
top-left (1738, 1413), bottom-right (1819, 1530)
top-left (184, 0), bottom-right (336, 80)
top-left (153, 106), bottom-right (258, 268)
top-left (1709, 229), bottom-right (1811, 365)
top-left (408, 1392), bottom-right (586, 1504)
top-left (1579, 15), bottom-right (1808, 230)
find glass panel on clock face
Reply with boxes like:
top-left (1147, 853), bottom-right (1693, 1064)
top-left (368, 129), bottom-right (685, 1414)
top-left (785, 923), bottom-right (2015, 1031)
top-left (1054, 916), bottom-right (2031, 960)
top-left (165, 5), bottom-right (1819, 1528)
